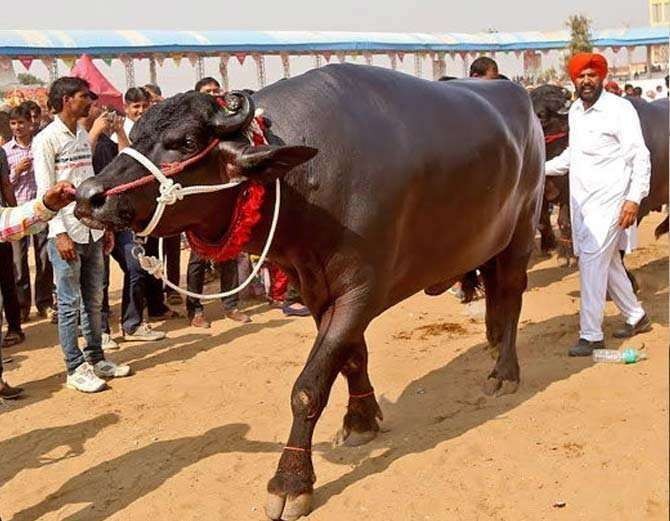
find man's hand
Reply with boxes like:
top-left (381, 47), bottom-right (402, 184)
top-left (618, 200), bottom-right (639, 229)
top-left (43, 181), bottom-right (76, 211)
top-left (15, 157), bottom-right (32, 175)
top-left (91, 112), bottom-right (111, 136)
top-left (55, 232), bottom-right (77, 261)
top-left (103, 230), bottom-right (115, 255)
top-left (110, 113), bottom-right (125, 134)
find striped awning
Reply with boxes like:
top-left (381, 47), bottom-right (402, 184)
top-left (0, 27), bottom-right (667, 57)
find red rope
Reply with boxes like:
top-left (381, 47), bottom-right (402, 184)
top-left (283, 446), bottom-right (311, 454)
top-left (349, 389), bottom-right (375, 399)
top-left (544, 131), bottom-right (568, 144)
top-left (105, 138), bottom-right (221, 196)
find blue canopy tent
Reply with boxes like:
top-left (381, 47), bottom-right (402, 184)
top-left (0, 27), bottom-right (667, 88)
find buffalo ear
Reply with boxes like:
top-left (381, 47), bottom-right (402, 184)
top-left (234, 144), bottom-right (318, 183)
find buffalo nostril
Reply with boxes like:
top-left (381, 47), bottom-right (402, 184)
top-left (90, 191), bottom-right (107, 209)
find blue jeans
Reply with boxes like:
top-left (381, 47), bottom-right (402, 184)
top-left (48, 238), bottom-right (105, 374)
top-left (109, 231), bottom-right (160, 334)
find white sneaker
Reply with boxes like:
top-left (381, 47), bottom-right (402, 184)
top-left (102, 333), bottom-right (120, 351)
top-left (122, 323), bottom-right (166, 342)
top-left (93, 359), bottom-right (131, 378)
top-left (66, 362), bottom-right (107, 393)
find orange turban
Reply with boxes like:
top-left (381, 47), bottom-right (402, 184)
top-left (567, 53), bottom-right (608, 82)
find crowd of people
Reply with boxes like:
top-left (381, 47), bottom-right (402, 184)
top-left (0, 51), bottom-right (659, 399)
top-left (0, 76), bottom-right (309, 398)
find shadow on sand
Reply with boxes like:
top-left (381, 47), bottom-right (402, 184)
top-left (6, 256), bottom-right (667, 519)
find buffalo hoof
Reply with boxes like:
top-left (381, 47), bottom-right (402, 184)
top-left (265, 491), bottom-right (313, 521)
top-left (335, 426), bottom-right (378, 447)
top-left (482, 377), bottom-right (519, 397)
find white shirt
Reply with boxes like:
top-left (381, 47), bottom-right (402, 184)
top-left (33, 115), bottom-right (104, 243)
top-left (545, 91), bottom-right (651, 255)
top-left (111, 117), bottom-right (135, 144)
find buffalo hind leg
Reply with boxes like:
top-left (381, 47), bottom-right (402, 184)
top-left (481, 252), bottom-right (528, 396)
top-left (335, 339), bottom-right (383, 447)
top-left (620, 250), bottom-right (639, 294)
top-left (481, 232), bottom-right (532, 397)
top-left (481, 259), bottom-right (503, 359)
top-left (266, 299), bottom-right (370, 521)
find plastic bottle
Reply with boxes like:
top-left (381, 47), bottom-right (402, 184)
top-left (592, 348), bottom-right (648, 364)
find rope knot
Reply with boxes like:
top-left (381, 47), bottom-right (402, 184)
top-left (157, 181), bottom-right (184, 205)
top-left (136, 253), bottom-right (165, 280)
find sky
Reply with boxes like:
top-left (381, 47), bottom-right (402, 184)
top-left (1, 0), bottom-right (652, 95)
top-left (1, 0), bottom-right (649, 32)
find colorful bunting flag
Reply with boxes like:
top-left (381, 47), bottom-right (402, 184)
top-left (62, 56), bottom-right (76, 69)
top-left (235, 53), bottom-right (247, 65)
top-left (171, 53), bottom-right (183, 67)
top-left (19, 57), bottom-right (33, 71)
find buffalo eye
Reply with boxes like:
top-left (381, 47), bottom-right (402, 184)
top-left (183, 136), bottom-right (198, 153)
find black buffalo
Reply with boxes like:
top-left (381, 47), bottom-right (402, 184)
top-left (76, 64), bottom-right (544, 520)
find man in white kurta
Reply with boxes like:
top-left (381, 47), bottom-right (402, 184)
top-left (546, 53), bottom-right (652, 356)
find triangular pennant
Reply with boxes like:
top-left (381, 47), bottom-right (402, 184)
top-left (235, 53), bottom-right (247, 65)
top-left (0, 58), bottom-right (12, 71)
top-left (102, 56), bottom-right (113, 66)
top-left (336, 52), bottom-right (346, 63)
top-left (397, 52), bottom-right (405, 62)
top-left (187, 54), bottom-right (199, 67)
top-left (171, 53), bottom-right (183, 67)
top-left (62, 56), bottom-right (76, 69)
top-left (155, 54), bottom-right (165, 66)
top-left (322, 52), bottom-right (332, 62)
top-left (19, 57), bottom-right (33, 71)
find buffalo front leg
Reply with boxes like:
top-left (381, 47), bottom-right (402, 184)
top-left (265, 302), bottom-right (370, 521)
top-left (335, 339), bottom-right (383, 447)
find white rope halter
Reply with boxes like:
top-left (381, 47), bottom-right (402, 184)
top-left (120, 143), bottom-right (281, 300)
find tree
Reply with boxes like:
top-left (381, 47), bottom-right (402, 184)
top-left (566, 14), bottom-right (593, 57)
top-left (17, 73), bottom-right (44, 86)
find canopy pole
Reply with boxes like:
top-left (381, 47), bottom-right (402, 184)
top-left (389, 53), bottom-right (398, 70)
top-left (122, 56), bottom-right (135, 89)
top-left (280, 52), bottom-right (291, 78)
top-left (49, 59), bottom-right (59, 83)
top-left (413, 53), bottom-right (423, 78)
top-left (253, 54), bottom-right (266, 88)
top-left (432, 52), bottom-right (446, 80)
top-left (149, 57), bottom-right (157, 85)
top-left (646, 45), bottom-right (653, 78)
top-left (196, 56), bottom-right (205, 81)
top-left (219, 54), bottom-right (230, 91)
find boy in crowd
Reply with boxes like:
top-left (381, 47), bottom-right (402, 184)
top-left (3, 104), bottom-right (54, 322)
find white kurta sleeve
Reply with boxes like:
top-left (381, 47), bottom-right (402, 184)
top-left (545, 146), bottom-right (571, 176)
top-left (619, 103), bottom-right (651, 205)
top-left (33, 133), bottom-right (67, 236)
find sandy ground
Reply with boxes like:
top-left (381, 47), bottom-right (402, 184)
top-left (0, 214), bottom-right (667, 521)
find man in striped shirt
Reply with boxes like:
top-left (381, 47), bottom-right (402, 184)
top-left (33, 77), bottom-right (130, 393)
